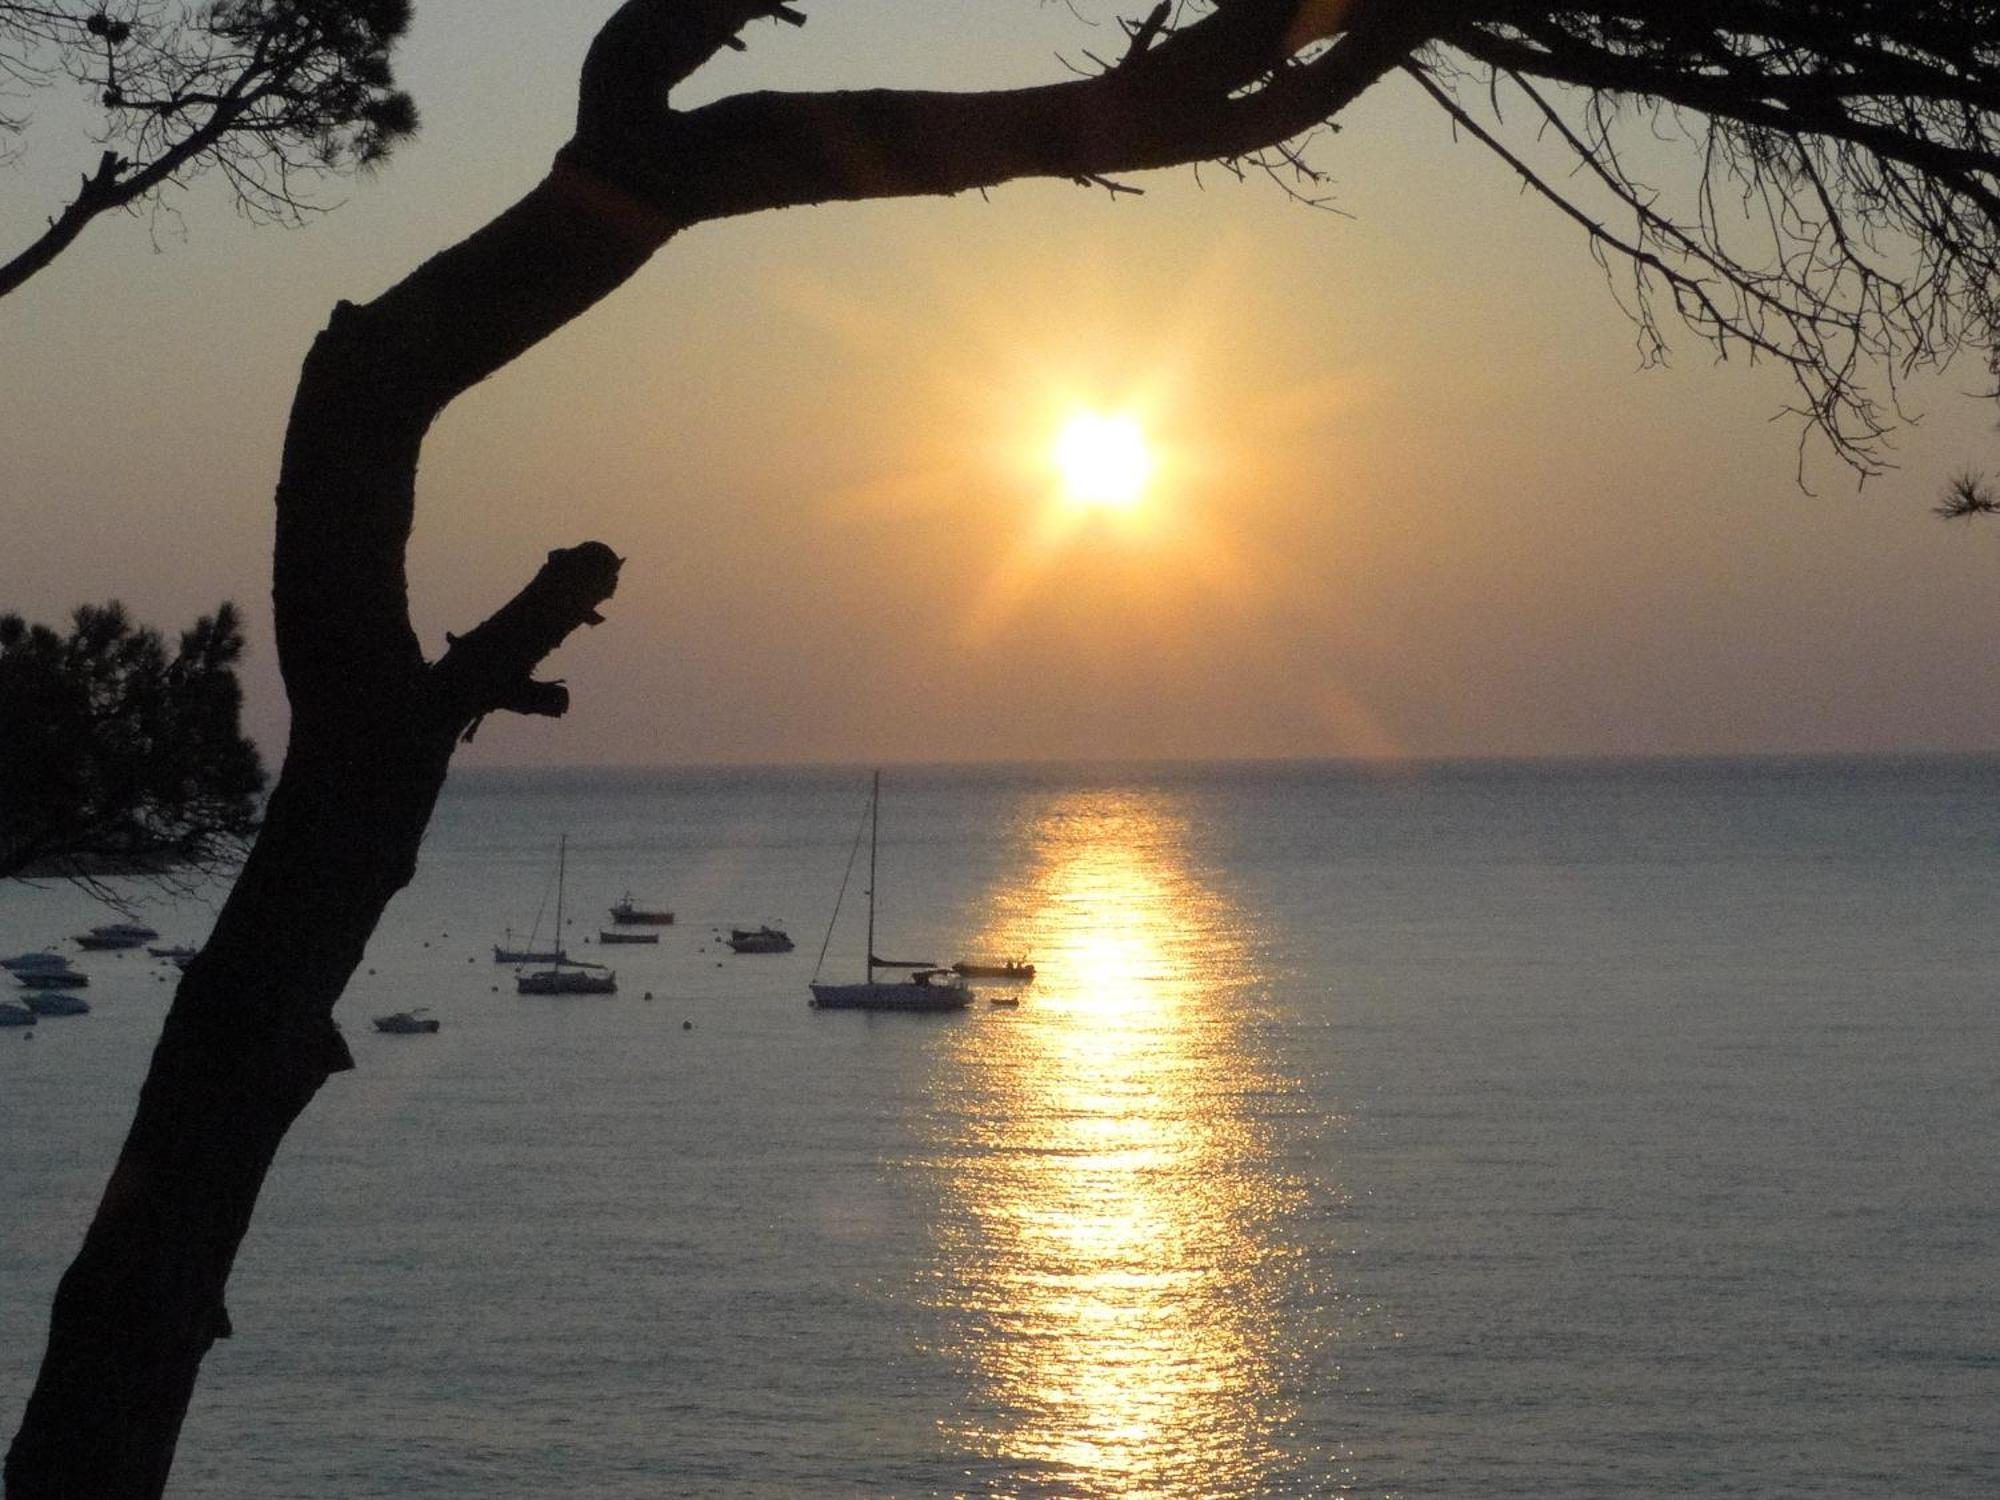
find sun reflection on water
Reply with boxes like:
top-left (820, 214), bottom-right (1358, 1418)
top-left (933, 790), bottom-right (1314, 1495)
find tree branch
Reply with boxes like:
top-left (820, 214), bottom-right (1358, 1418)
top-left (579, 0), bottom-right (805, 142)
top-left (561, 1), bottom-right (1436, 228)
top-left (427, 542), bottom-right (624, 739)
top-left (0, 148), bottom-right (122, 299)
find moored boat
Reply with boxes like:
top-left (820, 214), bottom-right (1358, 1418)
top-left (0, 1002), bottom-right (35, 1027)
top-left (597, 929), bottom-right (659, 944)
top-left (1, 951), bottom-right (70, 972)
top-left (808, 772), bottom-right (971, 1014)
top-left (727, 926), bottom-right (794, 954)
top-left (77, 921), bottom-right (159, 950)
top-left (952, 957), bottom-right (1036, 981)
top-left (495, 842), bottom-right (571, 963)
top-left (516, 836), bottom-right (617, 994)
top-left (518, 964), bottom-right (616, 995)
top-left (494, 930), bottom-right (566, 965)
top-left (373, 1008), bottom-right (440, 1034)
top-left (14, 967), bottom-right (87, 989)
top-left (608, 893), bottom-right (674, 925)
top-left (810, 966), bottom-right (969, 1011)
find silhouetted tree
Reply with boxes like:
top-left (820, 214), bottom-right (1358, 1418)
top-left (0, 1), bottom-right (415, 298)
top-left (0, 602), bottom-right (265, 883)
top-left (12, 2), bottom-right (2000, 1494)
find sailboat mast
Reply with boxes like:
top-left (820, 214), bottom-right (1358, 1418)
top-left (555, 834), bottom-right (566, 946)
top-left (865, 770), bottom-right (879, 983)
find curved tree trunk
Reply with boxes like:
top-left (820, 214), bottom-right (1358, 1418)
top-left (6, 3), bottom-right (1424, 1493)
top-left (3, 170), bottom-right (643, 1497)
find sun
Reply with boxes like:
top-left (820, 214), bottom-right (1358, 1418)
top-left (1052, 411), bottom-right (1153, 509)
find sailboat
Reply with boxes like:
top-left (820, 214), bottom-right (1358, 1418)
top-left (516, 835), bottom-right (616, 996)
top-left (808, 772), bottom-right (970, 1012)
top-left (494, 839), bottom-right (570, 964)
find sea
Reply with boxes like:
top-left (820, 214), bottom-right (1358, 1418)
top-left (2, 757), bottom-right (1997, 1498)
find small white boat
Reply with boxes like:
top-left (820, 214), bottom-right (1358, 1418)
top-left (0, 1002), bottom-right (35, 1027)
top-left (727, 926), bottom-right (794, 954)
top-left (809, 773), bottom-right (971, 1014)
top-left (25, 991), bottom-right (90, 1017)
top-left (372, 1008), bottom-right (440, 1034)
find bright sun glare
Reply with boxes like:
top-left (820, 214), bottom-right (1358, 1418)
top-left (1053, 411), bottom-right (1153, 509)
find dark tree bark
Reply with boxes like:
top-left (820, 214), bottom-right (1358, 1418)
top-left (15, 0), bottom-right (2000, 1492)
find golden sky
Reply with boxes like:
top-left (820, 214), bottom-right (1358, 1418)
top-left (6, 2), bottom-right (2000, 766)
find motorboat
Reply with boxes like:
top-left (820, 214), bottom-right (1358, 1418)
top-left (952, 958), bottom-right (1036, 981)
top-left (1, 951), bottom-right (70, 972)
top-left (808, 772), bottom-right (971, 1014)
top-left (517, 964), bottom-right (616, 995)
top-left (14, 966), bottom-right (87, 989)
top-left (597, 928), bottom-right (659, 944)
top-left (608, 893), bottom-right (674, 925)
top-left (0, 1002), bottom-right (35, 1027)
top-left (146, 944), bottom-right (198, 961)
top-left (372, 1008), bottom-right (440, 1034)
top-left (80, 921), bottom-right (159, 948)
top-left (74, 928), bottom-right (146, 951)
top-left (727, 926), bottom-right (794, 954)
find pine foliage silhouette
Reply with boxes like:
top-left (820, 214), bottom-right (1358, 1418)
top-left (0, 602), bottom-right (265, 881)
top-left (0, 1), bottom-right (415, 297)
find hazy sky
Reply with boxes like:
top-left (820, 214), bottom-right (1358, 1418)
top-left (7, 2), bottom-right (2000, 767)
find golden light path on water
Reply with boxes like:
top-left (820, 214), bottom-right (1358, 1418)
top-left (930, 789), bottom-right (1318, 1495)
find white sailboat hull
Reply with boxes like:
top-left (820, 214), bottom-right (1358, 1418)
top-left (494, 944), bottom-right (566, 965)
top-left (809, 978), bottom-right (969, 1012)
top-left (517, 968), bottom-right (616, 995)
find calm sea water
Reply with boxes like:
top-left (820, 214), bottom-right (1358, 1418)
top-left (3, 758), bottom-right (1997, 1497)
